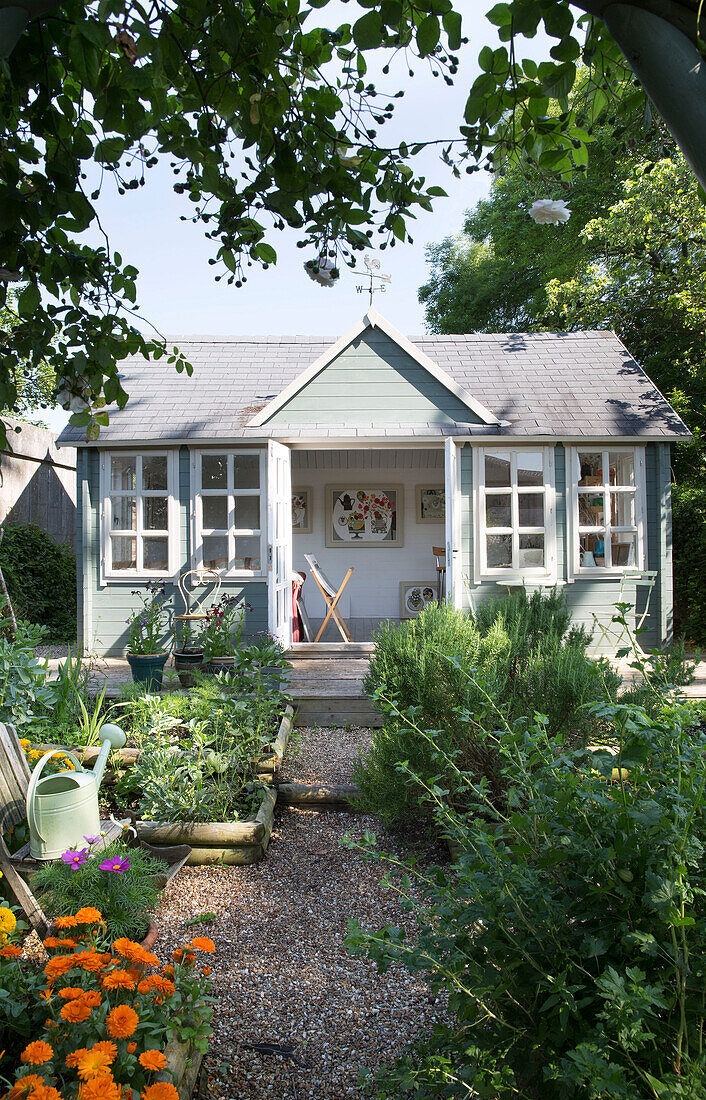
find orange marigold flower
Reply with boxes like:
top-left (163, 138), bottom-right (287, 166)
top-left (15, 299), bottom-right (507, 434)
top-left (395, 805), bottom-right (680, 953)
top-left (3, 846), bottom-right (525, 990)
top-left (125, 967), bottom-right (142, 983)
top-left (126, 1043), bottom-right (137, 1055)
top-left (106, 1004), bottom-right (139, 1039)
top-left (58, 987), bottom-right (84, 1000)
top-left (44, 956), bottom-right (75, 981)
top-left (90, 1042), bottom-right (117, 1063)
top-left (78, 1075), bottom-right (122, 1100)
top-left (42, 938), bottom-right (63, 949)
top-left (0, 944), bottom-right (22, 957)
top-left (75, 907), bottom-right (102, 924)
top-left (82, 990), bottom-right (102, 1008)
top-left (55, 916), bottom-right (77, 930)
top-left (66, 1049), bottom-right (88, 1069)
top-left (76, 1047), bottom-right (114, 1080)
top-left (102, 969), bottom-right (136, 991)
top-left (74, 951), bottom-right (105, 972)
top-left (60, 998), bottom-right (92, 1023)
top-left (58, 938), bottom-right (78, 948)
top-left (20, 1041), bottom-right (53, 1065)
top-left (183, 953), bottom-right (195, 967)
top-left (132, 947), bottom-right (159, 967)
top-left (202, 967), bottom-right (211, 977)
top-left (141, 1086), bottom-right (179, 1100)
top-left (26, 1086), bottom-right (61, 1100)
top-left (161, 965), bottom-right (174, 979)
top-left (190, 937), bottom-right (215, 953)
top-left (138, 1050), bottom-right (168, 1072)
top-left (170, 949), bottom-right (183, 962)
top-left (111, 938), bottom-right (141, 960)
top-left (7, 1075), bottom-right (44, 1099)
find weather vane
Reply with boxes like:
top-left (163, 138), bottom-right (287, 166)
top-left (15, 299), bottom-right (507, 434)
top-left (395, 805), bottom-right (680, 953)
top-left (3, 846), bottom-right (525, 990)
top-left (356, 254), bottom-right (391, 305)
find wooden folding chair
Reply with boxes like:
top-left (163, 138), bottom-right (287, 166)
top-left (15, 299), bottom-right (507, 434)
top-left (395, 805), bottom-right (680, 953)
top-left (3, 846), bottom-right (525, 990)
top-left (0, 722), bottom-right (190, 937)
top-left (432, 546), bottom-right (446, 603)
top-left (304, 554), bottom-right (354, 643)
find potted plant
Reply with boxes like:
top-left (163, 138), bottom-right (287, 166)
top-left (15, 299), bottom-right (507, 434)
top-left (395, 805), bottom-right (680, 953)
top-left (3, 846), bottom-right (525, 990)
top-left (125, 582), bottom-right (171, 691)
top-left (202, 595), bottom-right (253, 674)
top-left (240, 632), bottom-right (290, 693)
top-left (173, 621), bottom-right (205, 688)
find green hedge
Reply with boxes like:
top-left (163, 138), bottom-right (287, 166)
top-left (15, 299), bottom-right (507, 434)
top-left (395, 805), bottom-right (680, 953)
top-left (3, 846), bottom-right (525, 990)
top-left (672, 483), bottom-right (706, 646)
top-left (0, 523), bottom-right (76, 643)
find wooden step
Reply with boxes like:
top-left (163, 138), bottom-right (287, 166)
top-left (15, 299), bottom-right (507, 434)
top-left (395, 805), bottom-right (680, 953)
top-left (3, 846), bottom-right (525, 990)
top-left (288, 642), bottom-right (374, 658)
top-left (293, 695), bottom-right (381, 728)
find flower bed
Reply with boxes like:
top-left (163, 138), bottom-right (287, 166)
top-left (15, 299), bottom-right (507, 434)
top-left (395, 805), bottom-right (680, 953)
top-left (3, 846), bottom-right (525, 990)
top-left (0, 905), bottom-right (212, 1099)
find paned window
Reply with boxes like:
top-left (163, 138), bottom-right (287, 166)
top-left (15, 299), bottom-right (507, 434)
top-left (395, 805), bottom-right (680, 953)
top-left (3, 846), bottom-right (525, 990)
top-left (570, 448), bottom-right (645, 573)
top-left (476, 448), bottom-right (556, 579)
top-left (192, 451), bottom-right (265, 576)
top-left (101, 452), bottom-right (177, 578)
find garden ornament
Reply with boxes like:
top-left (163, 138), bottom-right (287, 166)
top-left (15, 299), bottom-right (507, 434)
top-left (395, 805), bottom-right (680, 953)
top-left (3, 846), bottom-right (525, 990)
top-left (26, 723), bottom-right (127, 860)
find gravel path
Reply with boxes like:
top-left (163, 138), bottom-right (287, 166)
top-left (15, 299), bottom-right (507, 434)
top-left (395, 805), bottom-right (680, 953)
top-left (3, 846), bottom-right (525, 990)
top-left (154, 726), bottom-right (448, 1100)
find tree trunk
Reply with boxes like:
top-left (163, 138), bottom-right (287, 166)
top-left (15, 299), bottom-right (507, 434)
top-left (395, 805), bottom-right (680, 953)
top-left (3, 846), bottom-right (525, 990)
top-left (575, 2), bottom-right (706, 192)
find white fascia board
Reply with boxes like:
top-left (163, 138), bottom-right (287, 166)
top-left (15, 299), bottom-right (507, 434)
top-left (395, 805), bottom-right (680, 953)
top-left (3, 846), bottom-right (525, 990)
top-left (246, 307), bottom-right (501, 428)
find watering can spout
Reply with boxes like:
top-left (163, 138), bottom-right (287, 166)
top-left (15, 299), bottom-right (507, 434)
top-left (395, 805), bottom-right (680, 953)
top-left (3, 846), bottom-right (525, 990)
top-left (92, 723), bottom-right (127, 790)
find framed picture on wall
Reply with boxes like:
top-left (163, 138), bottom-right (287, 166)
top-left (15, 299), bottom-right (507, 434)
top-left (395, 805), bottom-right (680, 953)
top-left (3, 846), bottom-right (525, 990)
top-left (416, 485), bottom-right (445, 523)
top-left (325, 485), bottom-right (403, 547)
top-left (400, 581), bottom-right (437, 617)
top-left (292, 488), bottom-right (312, 533)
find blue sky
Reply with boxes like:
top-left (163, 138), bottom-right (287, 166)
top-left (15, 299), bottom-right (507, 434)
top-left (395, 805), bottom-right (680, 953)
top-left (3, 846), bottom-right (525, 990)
top-left (41, 10), bottom-right (553, 431)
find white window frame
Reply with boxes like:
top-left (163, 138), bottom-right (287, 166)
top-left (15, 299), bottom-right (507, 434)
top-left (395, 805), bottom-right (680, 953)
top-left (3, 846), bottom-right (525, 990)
top-left (567, 446), bottom-right (646, 578)
top-left (190, 449), bottom-right (266, 579)
top-left (100, 451), bottom-right (179, 582)
top-left (473, 446), bottom-right (557, 584)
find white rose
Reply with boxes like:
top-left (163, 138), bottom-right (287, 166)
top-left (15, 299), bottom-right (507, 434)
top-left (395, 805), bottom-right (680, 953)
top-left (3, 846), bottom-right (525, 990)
top-left (529, 198), bottom-right (571, 225)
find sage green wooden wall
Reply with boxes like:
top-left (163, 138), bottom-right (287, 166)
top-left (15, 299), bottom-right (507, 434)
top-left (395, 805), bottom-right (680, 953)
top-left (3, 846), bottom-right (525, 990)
top-left (266, 328), bottom-right (483, 427)
top-left (76, 447), bottom-right (267, 656)
top-left (460, 442), bottom-right (673, 650)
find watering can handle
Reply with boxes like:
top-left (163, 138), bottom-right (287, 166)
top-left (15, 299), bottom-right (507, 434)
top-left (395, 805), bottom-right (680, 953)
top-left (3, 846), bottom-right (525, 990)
top-left (26, 749), bottom-right (83, 845)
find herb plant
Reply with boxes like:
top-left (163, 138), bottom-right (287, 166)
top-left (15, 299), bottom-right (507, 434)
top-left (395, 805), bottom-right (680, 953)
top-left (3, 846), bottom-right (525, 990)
top-left (125, 582), bottom-right (171, 655)
top-left (201, 595), bottom-right (252, 660)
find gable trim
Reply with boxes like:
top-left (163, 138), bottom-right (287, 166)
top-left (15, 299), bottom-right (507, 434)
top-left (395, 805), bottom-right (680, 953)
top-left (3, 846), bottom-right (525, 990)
top-left (246, 307), bottom-right (501, 428)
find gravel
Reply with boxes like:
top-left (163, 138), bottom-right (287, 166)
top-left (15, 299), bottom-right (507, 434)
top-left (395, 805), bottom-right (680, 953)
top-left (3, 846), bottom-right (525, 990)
top-left (153, 725), bottom-right (449, 1099)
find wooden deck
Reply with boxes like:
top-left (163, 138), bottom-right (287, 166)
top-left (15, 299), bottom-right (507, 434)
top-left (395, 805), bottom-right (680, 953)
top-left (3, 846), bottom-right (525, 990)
top-left (46, 652), bottom-right (706, 730)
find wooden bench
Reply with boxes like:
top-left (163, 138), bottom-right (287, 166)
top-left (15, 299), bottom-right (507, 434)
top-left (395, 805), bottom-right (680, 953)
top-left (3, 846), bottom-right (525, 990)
top-left (0, 722), bottom-right (191, 937)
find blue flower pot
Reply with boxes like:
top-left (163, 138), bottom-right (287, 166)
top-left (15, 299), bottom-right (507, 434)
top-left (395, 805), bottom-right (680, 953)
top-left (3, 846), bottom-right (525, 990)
top-left (126, 652), bottom-right (168, 692)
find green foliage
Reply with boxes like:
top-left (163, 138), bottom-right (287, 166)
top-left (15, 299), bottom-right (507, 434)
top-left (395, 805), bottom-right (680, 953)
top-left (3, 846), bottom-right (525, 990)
top-left (32, 840), bottom-right (163, 940)
top-left (0, 293), bottom-right (56, 422)
top-left (0, 622), bottom-right (56, 726)
top-left (0, 524), bottom-right (76, 643)
top-left (117, 672), bottom-right (284, 822)
top-left (125, 581), bottom-right (171, 655)
top-left (346, 699), bottom-right (706, 1098)
top-left (669, 479), bottom-right (706, 647)
top-left (358, 593), bottom-right (619, 824)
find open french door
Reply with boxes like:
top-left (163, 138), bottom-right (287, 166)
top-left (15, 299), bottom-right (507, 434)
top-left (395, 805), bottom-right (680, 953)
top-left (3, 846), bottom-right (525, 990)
top-left (267, 440), bottom-right (292, 648)
top-left (444, 437), bottom-right (462, 610)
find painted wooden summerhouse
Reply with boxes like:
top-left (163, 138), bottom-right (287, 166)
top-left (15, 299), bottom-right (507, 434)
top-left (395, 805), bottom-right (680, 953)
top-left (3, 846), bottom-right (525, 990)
top-left (56, 308), bottom-right (689, 655)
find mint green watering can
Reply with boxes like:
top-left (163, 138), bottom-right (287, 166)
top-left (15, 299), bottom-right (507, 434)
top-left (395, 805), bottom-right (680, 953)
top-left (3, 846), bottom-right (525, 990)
top-left (26, 723), bottom-right (127, 860)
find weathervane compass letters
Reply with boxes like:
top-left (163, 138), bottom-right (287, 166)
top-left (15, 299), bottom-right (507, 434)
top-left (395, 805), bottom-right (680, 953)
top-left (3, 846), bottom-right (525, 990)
top-left (356, 254), bottom-right (391, 305)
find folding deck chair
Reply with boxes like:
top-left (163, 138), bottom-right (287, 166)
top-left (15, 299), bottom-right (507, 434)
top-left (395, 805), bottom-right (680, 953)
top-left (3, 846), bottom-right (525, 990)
top-left (591, 570), bottom-right (658, 659)
top-left (0, 722), bottom-right (191, 937)
top-left (304, 554), bottom-right (354, 643)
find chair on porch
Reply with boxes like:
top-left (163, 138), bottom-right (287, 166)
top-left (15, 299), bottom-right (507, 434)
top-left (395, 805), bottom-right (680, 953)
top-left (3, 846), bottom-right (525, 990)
top-left (432, 546), bottom-right (446, 603)
top-left (303, 554), bottom-right (354, 643)
top-left (0, 722), bottom-right (191, 937)
top-left (591, 570), bottom-right (658, 659)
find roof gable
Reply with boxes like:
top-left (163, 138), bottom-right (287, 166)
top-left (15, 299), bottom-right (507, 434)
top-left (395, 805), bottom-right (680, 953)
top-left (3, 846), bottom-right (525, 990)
top-left (247, 309), bottom-right (500, 428)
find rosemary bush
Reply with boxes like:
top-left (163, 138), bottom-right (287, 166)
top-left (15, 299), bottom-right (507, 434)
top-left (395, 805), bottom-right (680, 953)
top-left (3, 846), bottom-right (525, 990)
top-left (347, 698), bottom-right (706, 1098)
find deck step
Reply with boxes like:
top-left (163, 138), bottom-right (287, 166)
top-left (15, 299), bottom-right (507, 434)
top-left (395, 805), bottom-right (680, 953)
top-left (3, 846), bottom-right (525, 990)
top-left (288, 642), bottom-right (374, 658)
top-left (293, 696), bottom-right (381, 728)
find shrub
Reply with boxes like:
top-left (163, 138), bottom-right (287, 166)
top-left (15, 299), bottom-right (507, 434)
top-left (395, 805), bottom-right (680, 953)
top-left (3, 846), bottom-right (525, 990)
top-left (672, 482), bottom-right (706, 645)
top-left (32, 840), bottom-right (164, 941)
top-left (347, 700), bottom-right (706, 1098)
top-left (0, 906), bottom-right (212, 1091)
top-left (0, 523), bottom-right (76, 643)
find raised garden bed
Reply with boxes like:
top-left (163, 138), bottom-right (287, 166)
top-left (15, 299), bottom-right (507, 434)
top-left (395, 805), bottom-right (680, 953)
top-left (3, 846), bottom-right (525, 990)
top-left (135, 704), bottom-right (294, 866)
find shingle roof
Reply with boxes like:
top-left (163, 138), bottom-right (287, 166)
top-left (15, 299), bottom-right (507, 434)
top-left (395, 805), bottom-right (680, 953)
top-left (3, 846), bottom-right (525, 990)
top-left (56, 328), bottom-right (689, 445)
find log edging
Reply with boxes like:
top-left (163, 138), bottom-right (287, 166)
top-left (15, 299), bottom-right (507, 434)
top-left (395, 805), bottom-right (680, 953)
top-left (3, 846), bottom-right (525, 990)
top-left (161, 1037), bottom-right (206, 1100)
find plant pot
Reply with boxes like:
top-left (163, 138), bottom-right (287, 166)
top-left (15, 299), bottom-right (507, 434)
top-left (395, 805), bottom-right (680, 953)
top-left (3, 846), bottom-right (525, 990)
top-left (126, 653), bottom-right (168, 692)
top-left (207, 655), bottom-right (236, 675)
top-left (174, 650), bottom-right (204, 688)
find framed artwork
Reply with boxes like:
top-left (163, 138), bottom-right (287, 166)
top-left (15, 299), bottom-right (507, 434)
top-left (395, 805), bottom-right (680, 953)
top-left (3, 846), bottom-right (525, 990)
top-left (292, 488), bottom-right (312, 534)
top-left (400, 581), bottom-right (437, 617)
top-left (416, 485), bottom-right (445, 523)
top-left (325, 485), bottom-right (403, 547)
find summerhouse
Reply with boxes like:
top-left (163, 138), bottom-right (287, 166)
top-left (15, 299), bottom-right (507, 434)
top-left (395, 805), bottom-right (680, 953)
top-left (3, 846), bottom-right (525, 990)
top-left (56, 308), bottom-right (689, 654)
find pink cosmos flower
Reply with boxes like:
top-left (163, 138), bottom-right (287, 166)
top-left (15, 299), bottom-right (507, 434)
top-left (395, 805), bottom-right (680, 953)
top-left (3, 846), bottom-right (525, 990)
top-left (99, 856), bottom-right (131, 874)
top-left (83, 834), bottom-right (101, 845)
top-left (61, 847), bottom-right (89, 869)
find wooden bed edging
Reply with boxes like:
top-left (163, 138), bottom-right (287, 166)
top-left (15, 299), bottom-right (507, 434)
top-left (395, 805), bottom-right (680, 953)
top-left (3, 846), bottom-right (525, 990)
top-left (161, 1037), bottom-right (206, 1100)
top-left (135, 706), bottom-right (293, 866)
top-left (277, 781), bottom-right (362, 809)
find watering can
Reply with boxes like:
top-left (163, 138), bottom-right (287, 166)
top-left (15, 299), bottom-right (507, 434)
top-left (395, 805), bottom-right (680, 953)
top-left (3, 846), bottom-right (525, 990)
top-left (26, 723), bottom-right (127, 860)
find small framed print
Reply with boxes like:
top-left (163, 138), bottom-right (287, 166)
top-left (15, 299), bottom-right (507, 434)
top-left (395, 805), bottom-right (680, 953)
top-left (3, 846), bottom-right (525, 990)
top-left (292, 488), bottom-right (312, 534)
top-left (400, 581), bottom-right (438, 618)
top-left (325, 485), bottom-right (402, 548)
top-left (416, 485), bottom-right (445, 523)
